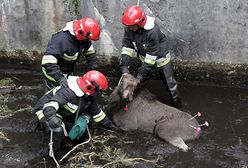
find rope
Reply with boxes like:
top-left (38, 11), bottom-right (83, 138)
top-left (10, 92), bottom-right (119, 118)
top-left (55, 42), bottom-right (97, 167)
top-left (59, 125), bottom-right (91, 162)
top-left (48, 129), bottom-right (61, 168)
top-left (48, 98), bottom-right (87, 165)
top-left (61, 122), bottom-right (68, 137)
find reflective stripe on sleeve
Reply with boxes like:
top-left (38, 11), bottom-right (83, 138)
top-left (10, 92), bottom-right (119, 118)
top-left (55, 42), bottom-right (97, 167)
top-left (83, 50), bottom-right (96, 55)
top-left (43, 101), bottom-right (59, 111)
top-left (63, 103), bottom-right (78, 114)
top-left (35, 110), bottom-right (45, 120)
top-left (52, 86), bottom-right (61, 95)
top-left (121, 47), bottom-right (134, 57)
top-left (144, 53), bottom-right (157, 65)
top-left (63, 53), bottom-right (78, 61)
top-left (83, 45), bottom-right (96, 55)
top-left (41, 55), bottom-right (58, 65)
top-left (139, 55), bottom-right (145, 62)
top-left (93, 110), bottom-right (106, 123)
top-left (56, 113), bottom-right (63, 119)
top-left (42, 67), bottom-right (56, 82)
top-left (156, 53), bottom-right (171, 67)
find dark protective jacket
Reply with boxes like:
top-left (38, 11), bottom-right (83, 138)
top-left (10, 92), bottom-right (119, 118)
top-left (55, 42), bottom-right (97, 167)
top-left (120, 16), bottom-right (171, 81)
top-left (41, 21), bottom-right (98, 84)
top-left (33, 76), bottom-right (106, 124)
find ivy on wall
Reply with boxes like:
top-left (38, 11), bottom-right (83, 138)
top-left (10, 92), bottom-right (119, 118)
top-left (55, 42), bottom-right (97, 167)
top-left (63, 0), bottom-right (81, 17)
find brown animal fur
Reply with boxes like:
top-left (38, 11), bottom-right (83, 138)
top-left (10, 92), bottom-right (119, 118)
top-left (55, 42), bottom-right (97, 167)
top-left (109, 74), bottom-right (201, 152)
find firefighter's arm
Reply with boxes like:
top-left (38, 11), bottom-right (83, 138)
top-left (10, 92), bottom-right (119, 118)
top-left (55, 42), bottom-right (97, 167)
top-left (42, 37), bottom-right (68, 87)
top-left (42, 101), bottom-right (62, 129)
top-left (120, 27), bottom-right (135, 74)
top-left (83, 43), bottom-right (98, 70)
top-left (42, 88), bottom-right (72, 129)
top-left (41, 57), bottom-right (68, 87)
top-left (86, 97), bottom-right (107, 123)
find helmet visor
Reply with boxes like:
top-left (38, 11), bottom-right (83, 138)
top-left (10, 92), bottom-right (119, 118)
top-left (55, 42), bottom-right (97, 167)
top-left (91, 81), bottom-right (104, 93)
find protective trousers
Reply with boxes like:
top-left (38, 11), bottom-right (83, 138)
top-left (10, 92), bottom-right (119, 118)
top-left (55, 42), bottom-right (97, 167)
top-left (158, 62), bottom-right (182, 107)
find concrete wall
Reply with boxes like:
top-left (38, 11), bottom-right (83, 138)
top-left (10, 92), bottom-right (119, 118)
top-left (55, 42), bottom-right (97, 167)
top-left (0, 0), bottom-right (248, 65)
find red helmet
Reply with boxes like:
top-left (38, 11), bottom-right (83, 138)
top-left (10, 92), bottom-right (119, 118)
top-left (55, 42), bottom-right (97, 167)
top-left (73, 18), bottom-right (100, 41)
top-left (122, 5), bottom-right (147, 28)
top-left (77, 70), bottom-right (108, 95)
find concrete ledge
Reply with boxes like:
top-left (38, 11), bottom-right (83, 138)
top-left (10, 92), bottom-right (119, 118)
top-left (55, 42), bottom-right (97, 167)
top-left (0, 54), bottom-right (247, 88)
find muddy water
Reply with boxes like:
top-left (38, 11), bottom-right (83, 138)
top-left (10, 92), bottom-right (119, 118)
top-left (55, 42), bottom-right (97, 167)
top-left (0, 70), bottom-right (247, 168)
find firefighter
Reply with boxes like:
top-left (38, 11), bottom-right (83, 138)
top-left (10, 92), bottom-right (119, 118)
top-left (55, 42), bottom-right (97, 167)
top-left (42, 18), bottom-right (100, 91)
top-left (119, 5), bottom-right (182, 108)
top-left (32, 70), bottom-right (114, 134)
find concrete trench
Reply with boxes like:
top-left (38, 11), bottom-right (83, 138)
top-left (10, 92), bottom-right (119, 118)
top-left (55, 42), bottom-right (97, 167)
top-left (0, 60), bottom-right (247, 168)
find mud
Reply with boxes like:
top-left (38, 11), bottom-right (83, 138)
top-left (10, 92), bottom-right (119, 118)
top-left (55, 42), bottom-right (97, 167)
top-left (0, 64), bottom-right (247, 168)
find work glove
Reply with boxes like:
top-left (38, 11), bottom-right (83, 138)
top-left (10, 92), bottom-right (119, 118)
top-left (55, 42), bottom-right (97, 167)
top-left (58, 77), bottom-right (68, 88)
top-left (99, 117), bottom-right (118, 131)
top-left (135, 74), bottom-right (142, 84)
top-left (120, 65), bottom-right (129, 74)
top-left (48, 116), bottom-right (62, 130)
top-left (39, 117), bottom-right (51, 133)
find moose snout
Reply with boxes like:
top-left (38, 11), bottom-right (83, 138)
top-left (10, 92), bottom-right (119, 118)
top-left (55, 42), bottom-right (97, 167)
top-left (122, 90), bottom-right (133, 101)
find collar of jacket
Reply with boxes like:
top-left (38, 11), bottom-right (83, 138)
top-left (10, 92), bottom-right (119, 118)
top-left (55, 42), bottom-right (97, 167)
top-left (144, 16), bottom-right (155, 30)
top-left (67, 76), bottom-right (85, 97)
top-left (63, 21), bottom-right (75, 36)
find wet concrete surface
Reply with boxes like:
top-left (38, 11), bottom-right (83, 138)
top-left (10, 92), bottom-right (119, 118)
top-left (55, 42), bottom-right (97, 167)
top-left (0, 71), bottom-right (247, 168)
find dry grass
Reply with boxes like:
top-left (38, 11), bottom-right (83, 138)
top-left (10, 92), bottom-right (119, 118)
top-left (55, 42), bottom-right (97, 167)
top-left (65, 130), bottom-right (156, 168)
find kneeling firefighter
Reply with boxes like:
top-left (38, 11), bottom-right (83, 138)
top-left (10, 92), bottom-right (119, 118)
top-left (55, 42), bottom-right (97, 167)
top-left (32, 70), bottom-right (114, 140)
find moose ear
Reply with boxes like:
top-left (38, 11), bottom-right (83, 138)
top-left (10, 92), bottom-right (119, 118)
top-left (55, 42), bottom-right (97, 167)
top-left (109, 86), bottom-right (121, 103)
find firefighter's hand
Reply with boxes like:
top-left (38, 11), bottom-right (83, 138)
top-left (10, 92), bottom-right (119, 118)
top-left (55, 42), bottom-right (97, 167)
top-left (39, 117), bottom-right (51, 133)
top-left (135, 74), bottom-right (142, 84)
top-left (120, 66), bottom-right (129, 74)
top-left (58, 78), bottom-right (68, 88)
top-left (48, 116), bottom-right (62, 129)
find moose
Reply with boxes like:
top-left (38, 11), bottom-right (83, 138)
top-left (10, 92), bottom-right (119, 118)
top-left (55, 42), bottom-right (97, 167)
top-left (109, 73), bottom-right (206, 152)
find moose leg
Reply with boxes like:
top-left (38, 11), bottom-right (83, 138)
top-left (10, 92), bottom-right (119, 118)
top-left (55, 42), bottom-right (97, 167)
top-left (169, 137), bottom-right (189, 152)
top-left (155, 123), bottom-right (189, 152)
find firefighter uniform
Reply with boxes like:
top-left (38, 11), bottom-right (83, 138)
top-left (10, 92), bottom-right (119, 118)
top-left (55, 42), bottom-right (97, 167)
top-left (41, 21), bottom-right (98, 91)
top-left (33, 76), bottom-right (111, 132)
top-left (120, 16), bottom-right (181, 107)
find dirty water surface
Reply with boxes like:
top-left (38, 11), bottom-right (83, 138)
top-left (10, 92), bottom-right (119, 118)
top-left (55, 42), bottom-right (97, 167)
top-left (0, 69), bottom-right (247, 168)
